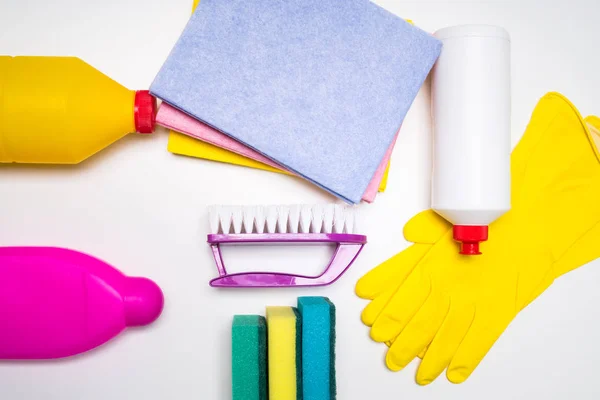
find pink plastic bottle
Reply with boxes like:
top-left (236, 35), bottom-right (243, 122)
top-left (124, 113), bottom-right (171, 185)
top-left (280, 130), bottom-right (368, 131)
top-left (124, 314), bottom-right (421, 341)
top-left (0, 247), bottom-right (164, 359)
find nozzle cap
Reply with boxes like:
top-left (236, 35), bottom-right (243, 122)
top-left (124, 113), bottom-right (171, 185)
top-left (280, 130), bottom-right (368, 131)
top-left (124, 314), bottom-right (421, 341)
top-left (134, 90), bottom-right (157, 134)
top-left (453, 225), bottom-right (488, 256)
top-left (123, 277), bottom-right (164, 327)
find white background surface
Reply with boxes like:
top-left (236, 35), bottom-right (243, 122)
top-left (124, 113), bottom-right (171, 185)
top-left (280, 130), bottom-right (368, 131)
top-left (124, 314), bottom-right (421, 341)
top-left (1, 0), bottom-right (600, 398)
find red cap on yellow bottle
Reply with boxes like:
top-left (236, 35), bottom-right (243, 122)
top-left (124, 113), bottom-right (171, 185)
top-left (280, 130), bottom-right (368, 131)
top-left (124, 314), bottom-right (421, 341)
top-left (134, 90), bottom-right (157, 134)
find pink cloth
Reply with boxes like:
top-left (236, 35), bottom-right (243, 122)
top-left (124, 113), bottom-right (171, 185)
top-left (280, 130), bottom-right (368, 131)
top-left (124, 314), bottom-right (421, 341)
top-left (158, 103), bottom-right (397, 202)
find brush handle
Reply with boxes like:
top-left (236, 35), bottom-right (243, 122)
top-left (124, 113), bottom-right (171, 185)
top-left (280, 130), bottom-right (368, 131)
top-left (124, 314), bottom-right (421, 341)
top-left (207, 233), bottom-right (367, 244)
top-left (209, 241), bottom-right (365, 287)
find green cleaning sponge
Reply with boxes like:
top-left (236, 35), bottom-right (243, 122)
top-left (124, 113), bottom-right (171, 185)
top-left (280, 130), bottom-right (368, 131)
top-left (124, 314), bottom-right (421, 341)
top-left (232, 315), bottom-right (268, 400)
top-left (266, 306), bottom-right (302, 400)
top-left (298, 297), bottom-right (336, 400)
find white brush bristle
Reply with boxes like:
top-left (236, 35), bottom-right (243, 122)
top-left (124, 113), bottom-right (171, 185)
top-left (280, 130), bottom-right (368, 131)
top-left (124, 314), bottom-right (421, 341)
top-left (209, 204), bottom-right (359, 235)
top-left (299, 205), bottom-right (312, 233)
top-left (266, 207), bottom-right (278, 234)
top-left (219, 206), bottom-right (233, 234)
top-left (255, 206), bottom-right (266, 234)
top-left (231, 207), bottom-right (243, 234)
top-left (333, 204), bottom-right (345, 233)
top-left (310, 205), bottom-right (324, 233)
top-left (208, 206), bottom-right (221, 233)
top-left (242, 206), bottom-right (256, 233)
top-left (288, 205), bottom-right (301, 234)
top-left (277, 206), bottom-right (290, 232)
top-left (323, 204), bottom-right (334, 233)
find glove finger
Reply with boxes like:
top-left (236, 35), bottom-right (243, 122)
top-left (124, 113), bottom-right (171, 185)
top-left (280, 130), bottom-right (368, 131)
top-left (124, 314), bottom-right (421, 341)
top-left (361, 287), bottom-right (396, 326)
top-left (385, 342), bottom-right (428, 357)
top-left (446, 315), bottom-right (513, 384)
top-left (355, 243), bottom-right (430, 300)
top-left (416, 304), bottom-right (475, 386)
top-left (403, 210), bottom-right (451, 244)
top-left (418, 346), bottom-right (428, 359)
top-left (369, 270), bottom-right (431, 343)
top-left (385, 294), bottom-right (449, 371)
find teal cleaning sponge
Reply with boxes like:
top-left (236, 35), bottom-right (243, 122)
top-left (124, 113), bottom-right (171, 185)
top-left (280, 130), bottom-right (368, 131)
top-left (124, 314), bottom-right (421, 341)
top-left (298, 297), bottom-right (336, 400)
top-left (232, 315), bottom-right (267, 400)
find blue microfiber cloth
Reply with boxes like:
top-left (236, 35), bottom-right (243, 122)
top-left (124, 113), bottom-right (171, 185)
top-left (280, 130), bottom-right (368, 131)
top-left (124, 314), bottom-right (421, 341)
top-left (151, 0), bottom-right (441, 203)
top-left (298, 297), bottom-right (336, 400)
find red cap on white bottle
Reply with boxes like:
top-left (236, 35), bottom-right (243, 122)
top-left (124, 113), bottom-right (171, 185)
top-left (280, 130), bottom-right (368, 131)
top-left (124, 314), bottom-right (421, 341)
top-left (453, 225), bottom-right (488, 255)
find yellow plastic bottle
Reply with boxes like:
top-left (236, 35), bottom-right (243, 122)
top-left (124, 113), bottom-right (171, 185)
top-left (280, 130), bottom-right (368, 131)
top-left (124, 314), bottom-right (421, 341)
top-left (0, 56), bottom-right (156, 164)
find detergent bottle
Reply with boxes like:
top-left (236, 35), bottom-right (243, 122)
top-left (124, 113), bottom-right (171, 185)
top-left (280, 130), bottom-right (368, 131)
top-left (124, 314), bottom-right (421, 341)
top-left (0, 247), bottom-right (164, 359)
top-left (0, 56), bottom-right (157, 164)
top-left (431, 25), bottom-right (511, 255)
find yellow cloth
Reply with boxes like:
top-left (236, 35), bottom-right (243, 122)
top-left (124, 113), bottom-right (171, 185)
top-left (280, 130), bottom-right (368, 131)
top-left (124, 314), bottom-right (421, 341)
top-left (167, 132), bottom-right (290, 174)
top-left (356, 92), bottom-right (600, 384)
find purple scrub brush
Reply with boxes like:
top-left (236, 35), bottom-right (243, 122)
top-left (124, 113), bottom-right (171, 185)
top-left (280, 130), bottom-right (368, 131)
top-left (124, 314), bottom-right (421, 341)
top-left (207, 204), bottom-right (367, 288)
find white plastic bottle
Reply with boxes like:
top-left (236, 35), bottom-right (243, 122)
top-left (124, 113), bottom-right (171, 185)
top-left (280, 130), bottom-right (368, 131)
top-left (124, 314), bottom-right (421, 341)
top-left (431, 25), bottom-right (511, 255)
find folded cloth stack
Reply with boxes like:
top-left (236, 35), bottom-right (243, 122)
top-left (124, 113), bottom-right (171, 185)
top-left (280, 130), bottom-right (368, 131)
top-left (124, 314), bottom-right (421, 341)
top-left (150, 0), bottom-right (441, 203)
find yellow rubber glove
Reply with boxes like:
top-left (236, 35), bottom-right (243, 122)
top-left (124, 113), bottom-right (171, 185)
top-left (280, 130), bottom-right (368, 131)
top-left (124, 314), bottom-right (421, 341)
top-left (356, 92), bottom-right (600, 384)
top-left (358, 92), bottom-right (589, 330)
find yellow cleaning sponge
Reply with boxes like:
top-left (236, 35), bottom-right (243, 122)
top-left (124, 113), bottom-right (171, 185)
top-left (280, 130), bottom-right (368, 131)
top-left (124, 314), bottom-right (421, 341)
top-left (266, 306), bottom-right (301, 400)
